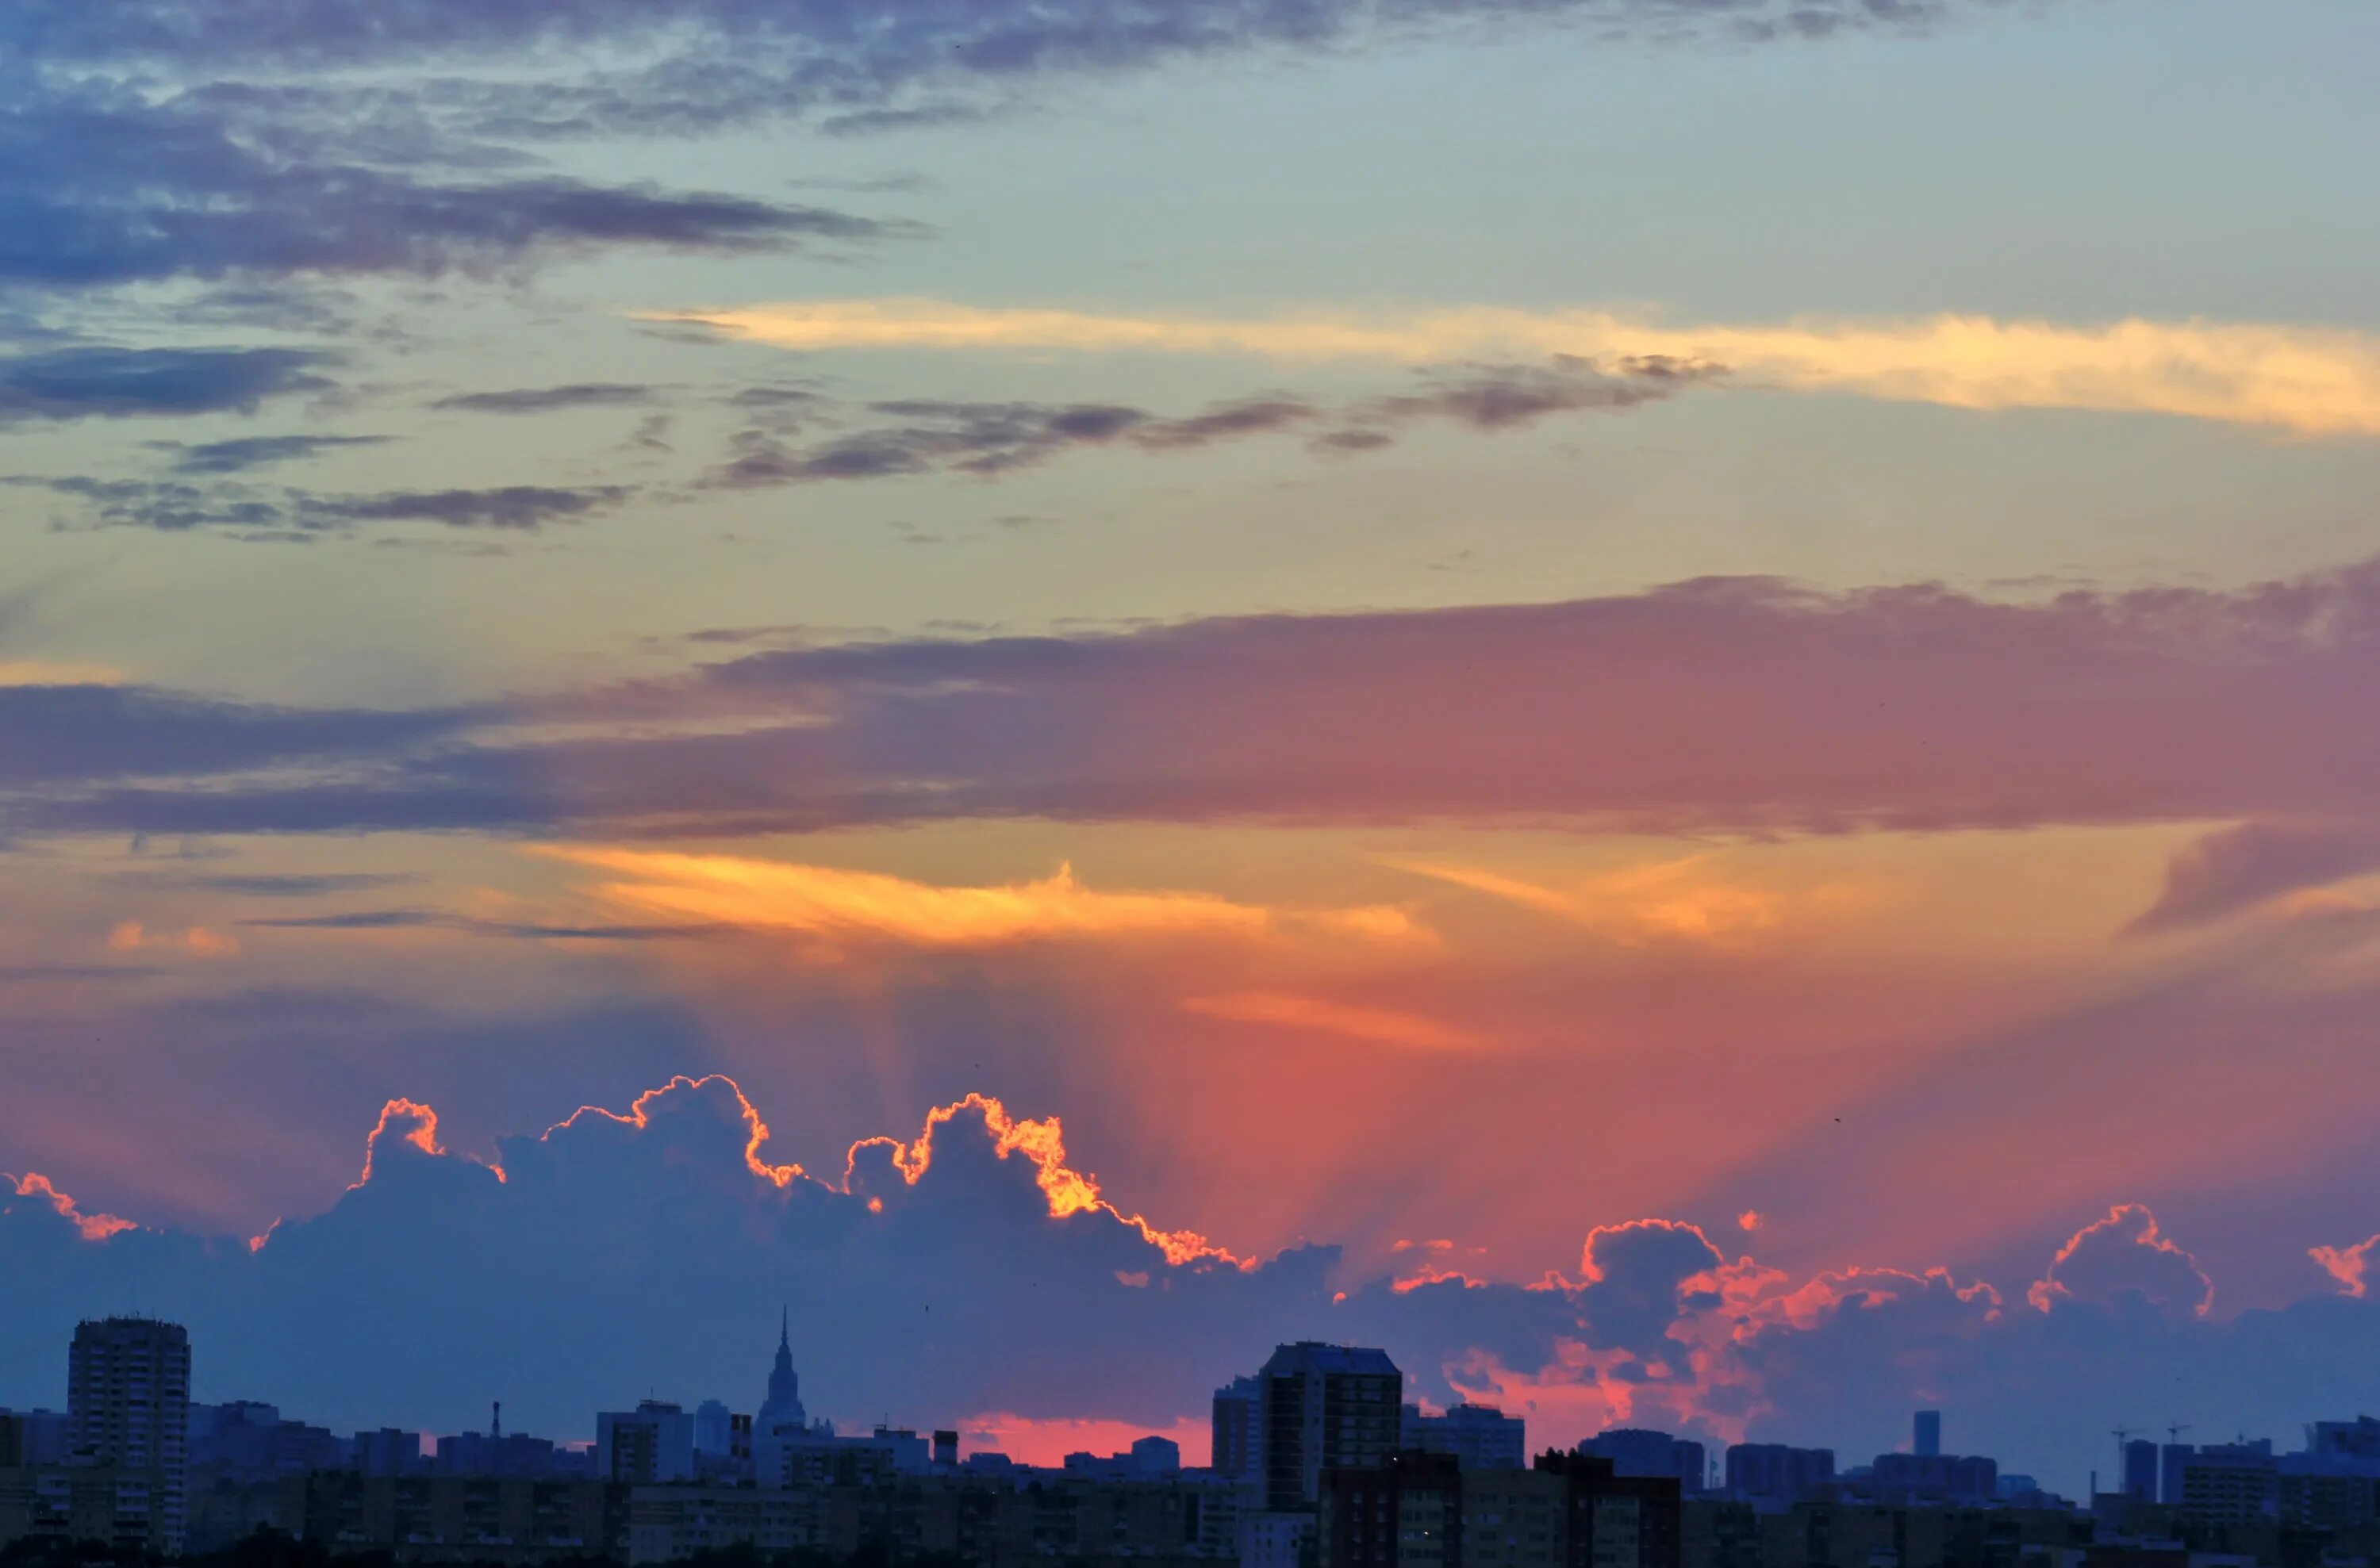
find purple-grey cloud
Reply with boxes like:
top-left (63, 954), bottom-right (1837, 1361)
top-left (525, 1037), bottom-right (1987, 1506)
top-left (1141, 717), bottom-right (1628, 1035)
top-left (10, 557), bottom-right (2380, 842)
top-left (0, 76), bottom-right (921, 291)
top-left (427, 384), bottom-right (658, 416)
top-left (0, 346), bottom-right (330, 422)
top-left (2132, 821), bottom-right (2380, 933)
top-left (163, 434), bottom-right (389, 474)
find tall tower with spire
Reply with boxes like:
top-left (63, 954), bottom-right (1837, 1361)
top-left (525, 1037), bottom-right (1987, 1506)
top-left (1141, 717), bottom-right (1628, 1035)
top-left (758, 1308), bottom-right (805, 1435)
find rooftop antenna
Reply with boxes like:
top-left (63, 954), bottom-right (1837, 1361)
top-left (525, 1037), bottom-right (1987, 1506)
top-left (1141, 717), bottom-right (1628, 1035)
top-left (492, 1401), bottom-right (502, 1440)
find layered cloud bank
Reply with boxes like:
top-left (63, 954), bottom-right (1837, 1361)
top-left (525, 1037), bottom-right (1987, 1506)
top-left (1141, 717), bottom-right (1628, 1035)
top-left (11, 557), bottom-right (2380, 861)
top-left (5, 1075), bottom-right (2377, 1493)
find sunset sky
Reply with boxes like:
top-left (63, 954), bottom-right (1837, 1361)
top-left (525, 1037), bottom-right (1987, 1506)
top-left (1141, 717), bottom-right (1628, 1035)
top-left (6, 0), bottom-right (2380, 1493)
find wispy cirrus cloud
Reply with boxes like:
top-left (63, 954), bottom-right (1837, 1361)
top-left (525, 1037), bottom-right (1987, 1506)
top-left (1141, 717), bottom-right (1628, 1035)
top-left (428, 384), bottom-right (658, 416)
top-left (1384, 854), bottom-right (1794, 946)
top-left (1178, 991), bottom-right (1484, 1052)
top-left (704, 358), bottom-right (1711, 487)
top-left (16, 477), bottom-right (635, 535)
top-left (162, 434), bottom-right (389, 474)
top-left (669, 299), bottom-right (2380, 437)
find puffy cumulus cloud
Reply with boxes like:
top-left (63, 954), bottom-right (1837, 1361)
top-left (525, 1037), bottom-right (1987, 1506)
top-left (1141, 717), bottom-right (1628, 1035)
top-left (0, 1076), bottom-right (1334, 1437)
top-left (2028, 1204), bottom-right (2214, 1317)
top-left (543, 847), bottom-right (1427, 952)
top-left (7, 1082), bottom-right (2374, 1498)
top-left (17, 555), bottom-right (2380, 842)
top-left (351, 1098), bottom-right (451, 1187)
top-left (679, 300), bottom-right (2380, 439)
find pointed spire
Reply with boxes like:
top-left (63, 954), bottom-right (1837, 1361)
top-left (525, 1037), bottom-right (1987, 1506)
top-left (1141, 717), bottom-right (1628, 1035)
top-left (779, 1305), bottom-right (789, 1349)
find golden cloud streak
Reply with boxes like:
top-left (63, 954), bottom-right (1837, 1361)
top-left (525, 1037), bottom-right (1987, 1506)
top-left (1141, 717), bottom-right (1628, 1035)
top-left (541, 847), bottom-right (1426, 950)
top-left (656, 297), bottom-right (2380, 435)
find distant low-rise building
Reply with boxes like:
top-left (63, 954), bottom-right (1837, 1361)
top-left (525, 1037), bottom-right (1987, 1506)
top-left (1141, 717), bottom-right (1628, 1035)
top-left (1583, 1432), bottom-right (1705, 1493)
top-left (1725, 1446), bottom-right (1835, 1509)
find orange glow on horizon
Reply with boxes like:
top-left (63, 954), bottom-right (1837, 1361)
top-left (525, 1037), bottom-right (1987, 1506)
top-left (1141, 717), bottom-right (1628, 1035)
top-left (957, 1412), bottom-right (1210, 1470)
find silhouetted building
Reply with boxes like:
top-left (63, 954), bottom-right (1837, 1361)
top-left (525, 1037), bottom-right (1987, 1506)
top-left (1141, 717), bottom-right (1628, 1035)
top-left (1914, 1413), bottom-right (1940, 1461)
top-left (190, 1401), bottom-right (344, 1481)
top-left (2180, 1441), bottom-right (2278, 1526)
top-left (597, 1402), bottom-right (697, 1485)
top-left (1866, 1452), bottom-right (1998, 1505)
top-left (1322, 1449), bottom-right (1463, 1568)
top-left (355, 1428), bottom-right (425, 1477)
top-left (1261, 1344), bottom-right (1403, 1510)
top-left (2123, 1440), bottom-right (2158, 1502)
top-left (1725, 1445), bottom-right (1834, 1507)
top-left (1458, 1453), bottom-right (1681, 1568)
top-left (0, 1412), bottom-right (67, 1467)
top-left (1217, 1375), bottom-right (1263, 1485)
top-left (66, 1316), bottom-right (191, 1554)
top-left (693, 1400), bottom-right (733, 1461)
top-left (2159, 1443), bottom-right (2194, 1507)
top-left (1243, 1509), bottom-right (1319, 1568)
top-left (1583, 1431), bottom-right (1706, 1492)
top-left (289, 1470), bottom-right (623, 1558)
top-left (2307, 1417), bottom-right (2380, 1466)
top-left (757, 1310), bottom-right (807, 1436)
top-left (1066, 1436), bottom-right (1183, 1479)
top-left (1407, 1405), bottom-right (1527, 1473)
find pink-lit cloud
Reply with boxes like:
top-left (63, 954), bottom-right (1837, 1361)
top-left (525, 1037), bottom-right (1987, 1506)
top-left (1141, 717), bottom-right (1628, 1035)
top-left (2311, 1235), bottom-right (2380, 1298)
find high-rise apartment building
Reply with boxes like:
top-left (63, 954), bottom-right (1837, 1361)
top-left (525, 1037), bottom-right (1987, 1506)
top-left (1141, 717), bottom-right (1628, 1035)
top-left (66, 1317), bottom-right (192, 1555)
top-left (1215, 1375), bottom-right (1262, 1484)
top-left (1258, 1344), bottom-right (1403, 1511)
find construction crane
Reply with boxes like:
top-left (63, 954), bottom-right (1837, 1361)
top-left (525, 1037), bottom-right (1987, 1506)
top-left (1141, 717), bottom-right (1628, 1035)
top-left (2167, 1422), bottom-right (2193, 1445)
